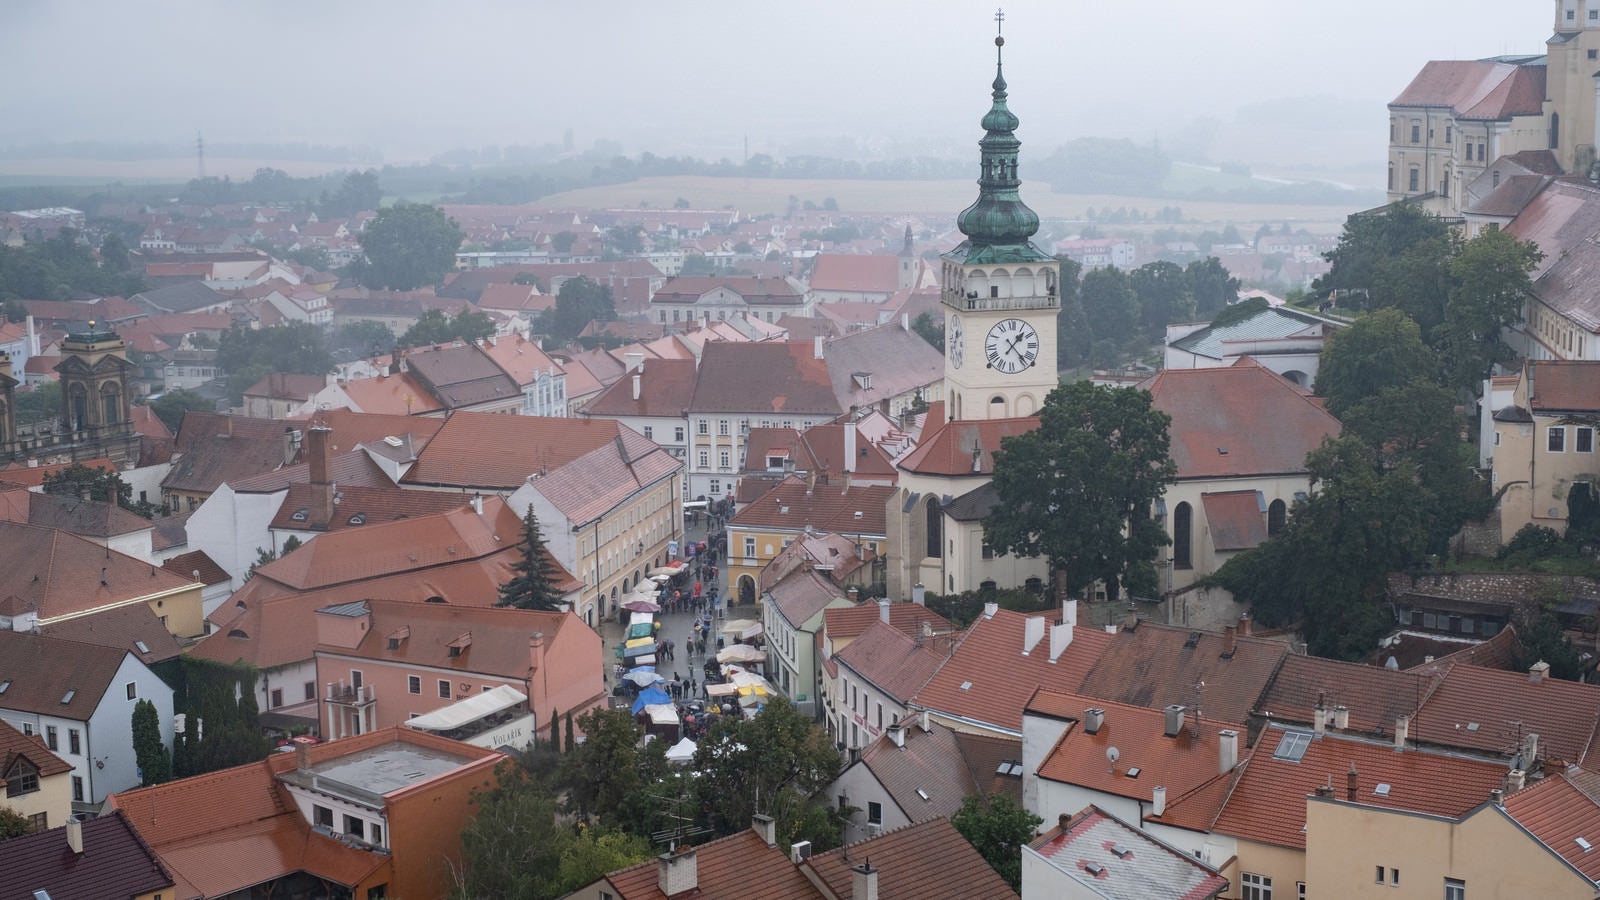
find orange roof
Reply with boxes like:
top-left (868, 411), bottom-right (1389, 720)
top-left (0, 717), bottom-right (72, 778)
top-left (0, 457), bottom-right (118, 488)
top-left (1076, 621), bottom-right (1287, 727)
top-left (688, 341), bottom-right (842, 416)
top-left (1528, 360), bottom-right (1600, 413)
top-left (1503, 767), bottom-right (1600, 885)
top-left (317, 598), bottom-right (576, 680)
top-left (403, 412), bottom-right (630, 489)
top-left (1412, 663), bottom-right (1600, 765)
top-left (1030, 690), bottom-right (1245, 805)
top-left (730, 475), bottom-right (892, 536)
top-left (479, 333), bottom-right (561, 385)
top-left (1213, 726), bottom-right (1507, 849)
top-left (804, 817), bottom-right (1018, 899)
top-left (0, 521), bottom-right (194, 621)
top-left (1256, 653), bottom-right (1437, 735)
top-left (897, 416), bottom-right (1038, 477)
top-left (913, 608), bottom-right (1114, 734)
top-left (1391, 60), bottom-right (1546, 120)
top-left (835, 619), bottom-right (950, 704)
top-left (1200, 490), bottom-right (1269, 552)
top-left (602, 830), bottom-right (819, 900)
top-left (338, 371), bottom-right (444, 416)
top-left (583, 358), bottom-right (697, 418)
top-left (1145, 364), bottom-right (1341, 480)
top-left (808, 253), bottom-right (902, 293)
top-left (824, 602), bottom-right (953, 643)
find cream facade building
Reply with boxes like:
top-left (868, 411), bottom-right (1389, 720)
top-left (1489, 360), bottom-right (1600, 541)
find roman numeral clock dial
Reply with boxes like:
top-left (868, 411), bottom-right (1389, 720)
top-left (985, 318), bottom-right (1039, 374)
top-left (948, 314), bottom-right (965, 369)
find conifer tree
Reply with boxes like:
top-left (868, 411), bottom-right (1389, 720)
top-left (498, 506), bottom-right (565, 611)
top-left (131, 699), bottom-right (171, 786)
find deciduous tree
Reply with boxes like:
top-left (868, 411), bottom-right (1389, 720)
top-left (1130, 260), bottom-right (1194, 343)
top-left (951, 795), bottom-right (1042, 891)
top-left (1314, 309), bottom-right (1435, 418)
top-left (692, 697), bottom-right (841, 841)
top-left (148, 388), bottom-right (216, 434)
top-left (356, 203), bottom-right (464, 290)
top-left (985, 381), bottom-right (1176, 603)
top-left (540, 276), bottom-right (616, 344)
top-left (1079, 266), bottom-right (1139, 353)
top-left (1184, 256), bottom-right (1240, 317)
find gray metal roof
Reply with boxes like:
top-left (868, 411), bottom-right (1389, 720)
top-left (1169, 307), bottom-right (1337, 360)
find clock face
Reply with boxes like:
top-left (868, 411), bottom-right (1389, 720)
top-left (985, 318), bottom-right (1040, 374)
top-left (948, 315), bottom-right (964, 369)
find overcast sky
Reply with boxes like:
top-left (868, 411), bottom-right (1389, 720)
top-left (0, 0), bottom-right (1557, 164)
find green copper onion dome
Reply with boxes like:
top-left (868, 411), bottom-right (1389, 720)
top-left (956, 35), bottom-right (1041, 247)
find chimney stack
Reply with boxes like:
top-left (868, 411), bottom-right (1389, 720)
top-left (1222, 624), bottom-right (1237, 659)
top-left (912, 583), bottom-right (926, 606)
top-left (1506, 768), bottom-right (1527, 793)
top-left (1219, 729), bottom-right (1239, 773)
top-left (1394, 714), bottom-right (1410, 751)
top-left (1530, 660), bottom-right (1551, 683)
top-left (1163, 705), bottom-right (1186, 738)
top-left (918, 708), bottom-right (931, 733)
top-left (66, 815), bottom-right (83, 854)
top-left (1062, 597), bottom-right (1079, 627)
top-left (625, 351), bottom-right (645, 373)
top-left (1522, 732), bottom-right (1540, 769)
top-left (529, 632), bottom-right (546, 681)
top-left (632, 373), bottom-right (641, 401)
top-left (1238, 613), bottom-right (1252, 636)
top-left (753, 814), bottom-right (776, 846)
top-left (657, 846), bottom-right (698, 896)
top-left (1346, 764), bottom-right (1359, 802)
top-left (1049, 621), bottom-right (1074, 662)
top-left (1084, 708), bottom-right (1104, 735)
top-left (878, 599), bottom-right (890, 624)
top-left (982, 601), bottom-right (998, 619)
top-left (1152, 785), bottom-right (1167, 818)
top-left (851, 862), bottom-right (879, 900)
top-left (471, 493), bottom-right (484, 515)
top-left (1490, 788), bottom-right (1504, 806)
top-left (1334, 705), bottom-right (1350, 730)
top-left (307, 425), bottom-right (333, 530)
top-left (814, 335), bottom-right (825, 360)
top-left (848, 586), bottom-right (860, 604)
top-left (1023, 616), bottom-right (1045, 655)
top-left (1313, 701), bottom-right (1328, 736)
top-left (844, 424), bottom-right (856, 473)
top-left (889, 724), bottom-right (905, 748)
top-left (296, 740), bottom-right (312, 772)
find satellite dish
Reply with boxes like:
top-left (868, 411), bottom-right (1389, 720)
top-left (1106, 746), bottom-right (1120, 764)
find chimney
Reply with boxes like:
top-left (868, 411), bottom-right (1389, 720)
top-left (851, 862), bottom-right (879, 900)
top-left (471, 493), bottom-right (484, 515)
top-left (752, 813), bottom-right (776, 846)
top-left (1061, 597), bottom-right (1079, 627)
top-left (529, 631), bottom-right (546, 683)
top-left (911, 583), bottom-right (926, 606)
top-left (1333, 706), bottom-right (1350, 730)
top-left (1394, 714), bottom-right (1410, 751)
top-left (657, 846), bottom-right (698, 896)
top-left (1314, 782), bottom-right (1334, 799)
top-left (1506, 768), bottom-right (1527, 793)
top-left (1529, 660), bottom-right (1551, 683)
top-left (814, 335), bottom-right (824, 359)
top-left (1221, 624), bottom-right (1237, 659)
top-left (982, 601), bottom-right (998, 619)
top-left (1084, 707), bottom-right (1104, 735)
top-left (1049, 621), bottom-right (1074, 662)
top-left (900, 312), bottom-right (910, 332)
top-left (632, 373), bottom-right (641, 401)
top-left (1238, 613), bottom-right (1252, 636)
top-left (295, 740), bottom-right (312, 772)
top-left (1219, 729), bottom-right (1239, 773)
top-left (847, 586), bottom-right (860, 604)
top-left (66, 815), bottom-right (83, 854)
top-left (1023, 616), bottom-right (1045, 655)
top-left (844, 424), bottom-right (856, 473)
top-left (1490, 788), bottom-right (1504, 807)
top-left (1163, 705), bottom-right (1186, 738)
top-left (1313, 702), bottom-right (1327, 736)
top-left (1346, 764), bottom-right (1359, 802)
top-left (878, 599), bottom-right (890, 624)
top-left (1151, 785), bottom-right (1167, 817)
top-left (889, 724), bottom-right (905, 748)
top-left (1523, 732), bottom-right (1541, 768)
top-left (307, 425), bottom-right (333, 530)
top-left (625, 351), bottom-right (645, 373)
top-left (918, 708), bottom-right (931, 733)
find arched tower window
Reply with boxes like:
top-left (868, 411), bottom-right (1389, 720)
top-left (925, 497), bottom-right (943, 560)
top-left (69, 385), bottom-right (88, 431)
top-left (1173, 502), bottom-right (1193, 570)
top-left (100, 383), bottom-right (121, 426)
top-left (1268, 499), bottom-right (1287, 536)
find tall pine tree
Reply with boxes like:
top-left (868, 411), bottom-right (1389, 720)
top-left (131, 699), bottom-right (171, 786)
top-left (498, 506), bottom-right (565, 611)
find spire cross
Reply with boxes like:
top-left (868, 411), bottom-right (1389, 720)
top-left (994, 8), bottom-right (1005, 34)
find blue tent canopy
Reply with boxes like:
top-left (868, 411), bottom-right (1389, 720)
top-left (632, 687), bottom-right (672, 715)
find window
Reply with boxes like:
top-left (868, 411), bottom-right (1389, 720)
top-left (926, 498), bottom-right (943, 559)
top-left (1387, 163), bottom-right (1395, 191)
top-left (1241, 872), bottom-right (1273, 900)
top-left (1578, 426), bottom-right (1594, 453)
top-left (1268, 499), bottom-right (1287, 536)
top-left (5, 759), bottom-right (39, 797)
top-left (1590, 48), bottom-right (1599, 60)
top-left (351, 670), bottom-right (363, 690)
top-left (126, 682), bottom-right (137, 700)
top-left (1173, 502), bottom-right (1193, 569)
top-left (305, 681), bottom-right (316, 701)
top-left (270, 688), bottom-right (283, 708)
top-left (1409, 166), bottom-right (1421, 192)
top-left (407, 675), bottom-right (421, 695)
top-left (1445, 125), bottom-right (1452, 144)
top-left (45, 726), bottom-right (57, 751)
top-left (697, 420), bottom-right (709, 435)
top-left (1411, 122), bottom-right (1421, 143)
top-left (718, 419), bottom-right (729, 436)
top-left (1377, 866), bottom-right (1386, 883)
top-left (1445, 878), bottom-right (1466, 900)
top-left (68, 729), bottom-right (80, 755)
top-left (1392, 868), bottom-right (1401, 886)
top-left (698, 451), bottom-right (709, 468)
top-left (981, 542), bottom-right (995, 560)
top-left (344, 815), bottom-right (365, 839)
top-left (718, 451), bottom-right (730, 469)
top-left (674, 426), bottom-right (685, 442)
top-left (1551, 112), bottom-right (1561, 150)
top-left (72, 775), bottom-right (84, 802)
top-left (1549, 426), bottom-right (1567, 453)
top-left (1592, 7), bottom-right (1599, 18)
top-left (1297, 883), bottom-right (1306, 900)
top-left (643, 426), bottom-right (653, 440)
top-left (1477, 142), bottom-right (1485, 161)
top-left (371, 823), bottom-right (383, 846)
top-left (438, 679), bottom-right (451, 699)
top-left (709, 479), bottom-right (720, 495)
top-left (28, 811), bottom-right (47, 832)
top-left (867, 801), bottom-right (883, 824)
top-left (314, 804), bottom-right (334, 827)
top-left (744, 537), bottom-right (756, 558)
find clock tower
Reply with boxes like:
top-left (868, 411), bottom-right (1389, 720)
top-left (942, 24), bottom-right (1059, 421)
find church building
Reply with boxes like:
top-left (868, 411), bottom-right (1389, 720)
top-left (0, 321), bottom-right (141, 469)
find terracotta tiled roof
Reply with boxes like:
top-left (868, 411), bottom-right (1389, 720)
top-left (404, 342), bottom-right (521, 410)
top-left (307, 408), bottom-right (447, 455)
top-left (731, 475), bottom-right (891, 536)
top-left (1502, 767), bottom-right (1600, 885)
top-left (479, 333), bottom-right (561, 386)
top-left (230, 446), bottom-right (394, 493)
top-left (778, 315), bottom-right (841, 340)
top-left (836, 620), bottom-right (950, 704)
top-left (403, 412), bottom-right (628, 489)
top-left (164, 413), bottom-right (294, 494)
top-left (1030, 806), bottom-right (1227, 900)
top-left (913, 608), bottom-right (1114, 735)
top-left (584, 358), bottom-right (697, 418)
top-left (1145, 363), bottom-right (1341, 479)
top-left (1412, 663), bottom-right (1600, 765)
top-left (805, 816), bottom-right (1019, 899)
top-left (808, 253), bottom-right (903, 293)
top-left (243, 371), bottom-right (326, 401)
top-left (744, 422), bottom-right (900, 483)
top-left (688, 340), bottom-right (842, 416)
top-left (0, 810), bottom-right (175, 900)
top-left (759, 531), bottom-right (877, 592)
top-left (0, 717), bottom-right (72, 778)
top-left (1391, 60), bottom-right (1546, 119)
top-left (526, 429), bottom-right (681, 526)
top-left (1030, 690), bottom-right (1245, 805)
top-left (268, 483), bottom-right (467, 531)
top-left (0, 457), bottom-right (118, 488)
top-left (1256, 653), bottom-right (1436, 735)
top-left (1216, 726), bottom-right (1507, 850)
top-left (0, 521), bottom-right (194, 622)
top-left (824, 602), bottom-right (954, 645)
top-left (40, 600), bottom-right (184, 665)
top-left (766, 566), bottom-right (850, 629)
top-left (1508, 180), bottom-right (1600, 333)
top-left (855, 719), bottom-right (1022, 823)
top-left (897, 416), bottom-right (1038, 477)
top-left (1417, 624), bottom-right (1522, 672)
top-left (335, 372), bottom-right (447, 417)
top-left (477, 282), bottom-right (553, 312)
top-left (601, 829), bottom-right (819, 899)
top-left (318, 598), bottom-right (574, 680)
top-left (20, 490), bottom-right (154, 538)
top-left (823, 324), bottom-right (944, 412)
top-left (1529, 360), bottom-right (1600, 413)
top-left (1076, 621), bottom-right (1287, 727)
top-left (653, 275), bottom-right (805, 306)
top-left (1200, 490), bottom-right (1269, 551)
top-left (1467, 173), bottom-right (1553, 218)
top-left (161, 549), bottom-right (232, 587)
top-left (0, 630), bottom-right (131, 719)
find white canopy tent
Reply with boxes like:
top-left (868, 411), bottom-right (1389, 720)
top-left (403, 685), bottom-right (526, 732)
top-left (665, 736), bottom-right (697, 764)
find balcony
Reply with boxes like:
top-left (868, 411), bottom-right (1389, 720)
top-left (325, 681), bottom-right (376, 708)
top-left (943, 291), bottom-right (1059, 313)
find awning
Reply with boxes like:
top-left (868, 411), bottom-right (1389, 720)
top-left (645, 703), bottom-right (681, 726)
top-left (404, 685), bottom-right (526, 732)
top-left (665, 736), bottom-right (697, 763)
top-left (719, 620), bottom-right (763, 639)
top-left (706, 683), bottom-right (739, 698)
top-left (625, 637), bottom-right (655, 650)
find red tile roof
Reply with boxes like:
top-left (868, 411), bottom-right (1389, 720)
top-left (243, 371), bottom-right (326, 401)
top-left (1200, 490), bottom-right (1268, 552)
top-left (319, 598), bottom-right (583, 680)
top-left (805, 816), bottom-right (1019, 899)
top-left (404, 342), bottom-right (521, 410)
top-left (1076, 621), bottom-right (1288, 727)
top-left (1213, 726), bottom-right (1508, 850)
top-left (1412, 662), bottom-right (1600, 765)
top-left (809, 253), bottom-right (903, 293)
top-left (689, 340), bottom-right (842, 416)
top-left (524, 428), bottom-right (681, 526)
top-left (1256, 653), bottom-right (1436, 735)
top-left (16, 490), bottom-right (154, 538)
top-left (913, 608), bottom-right (1114, 734)
top-left (897, 416), bottom-right (1038, 477)
top-left (731, 475), bottom-right (892, 536)
top-left (268, 483), bottom-right (468, 531)
top-left (0, 521), bottom-right (194, 621)
top-left (1502, 767), bottom-right (1600, 886)
top-left (824, 602), bottom-right (954, 645)
top-left (0, 457), bottom-right (118, 488)
top-left (583, 358), bottom-right (697, 418)
top-left (1391, 60), bottom-right (1546, 119)
top-left (1528, 360), bottom-right (1600, 413)
top-left (653, 275), bottom-right (805, 306)
top-left (403, 412), bottom-right (630, 489)
top-left (479, 333), bottom-right (561, 386)
top-left (164, 413), bottom-right (294, 494)
top-left (601, 830), bottom-right (819, 900)
top-left (836, 619), bottom-right (951, 703)
top-left (0, 630), bottom-right (132, 719)
top-left (1145, 363), bottom-right (1341, 479)
top-left (0, 809), bottom-right (175, 900)
top-left (39, 600), bottom-right (184, 665)
top-left (0, 717), bottom-right (72, 778)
